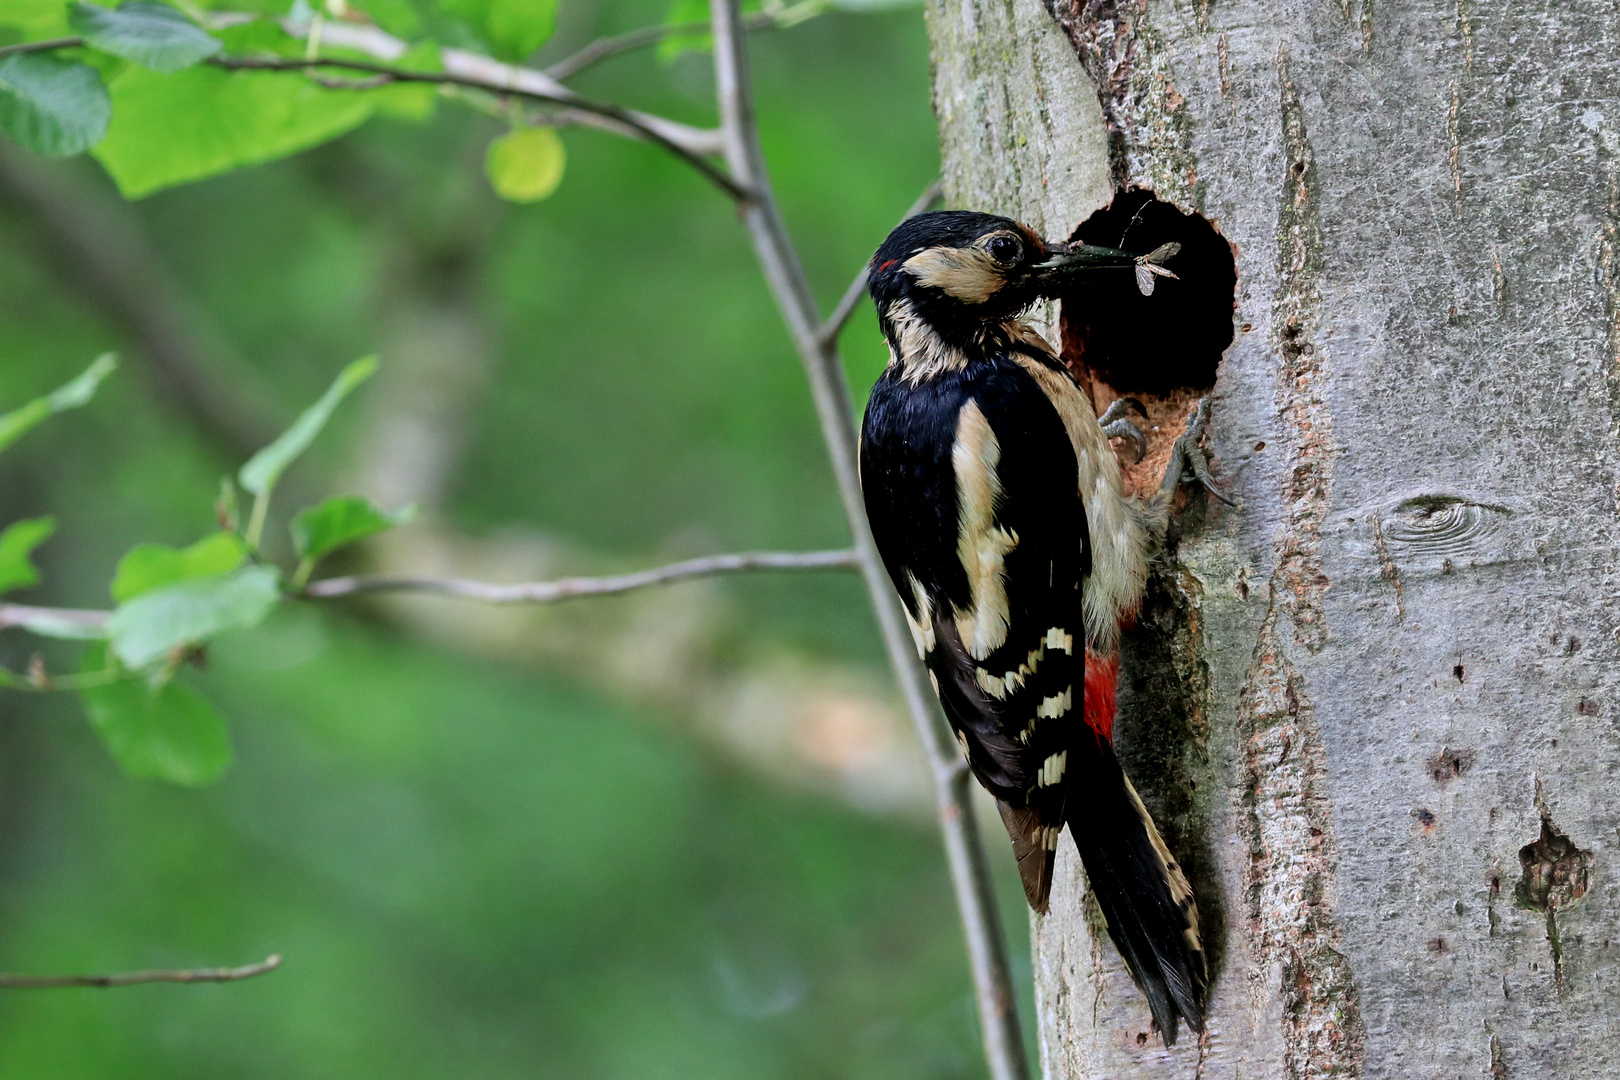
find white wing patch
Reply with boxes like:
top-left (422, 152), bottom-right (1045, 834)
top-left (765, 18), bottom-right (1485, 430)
top-left (1044, 627), bottom-right (1073, 653)
top-left (952, 400), bottom-right (1018, 661)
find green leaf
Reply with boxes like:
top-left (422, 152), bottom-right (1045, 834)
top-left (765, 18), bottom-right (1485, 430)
top-left (0, 0), bottom-right (73, 38)
top-left (92, 64), bottom-right (374, 198)
top-left (485, 126), bottom-right (564, 202)
top-left (0, 52), bottom-right (111, 155)
top-left (69, 2), bottom-right (221, 72)
top-left (80, 643), bottom-right (230, 785)
top-left (110, 531), bottom-right (247, 602)
top-left (353, 0), bottom-right (425, 40)
top-left (657, 0), bottom-right (709, 62)
top-left (238, 355), bottom-right (379, 497)
top-left (215, 17), bottom-right (304, 56)
top-left (0, 516), bottom-right (55, 595)
top-left (291, 495), bottom-right (415, 563)
top-left (0, 354), bottom-right (117, 456)
top-left (106, 564), bottom-right (281, 668)
top-left (485, 0), bottom-right (554, 60)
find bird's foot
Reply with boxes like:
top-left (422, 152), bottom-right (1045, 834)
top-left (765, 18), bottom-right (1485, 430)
top-left (1098, 397), bottom-right (1148, 464)
top-left (1159, 398), bottom-right (1234, 506)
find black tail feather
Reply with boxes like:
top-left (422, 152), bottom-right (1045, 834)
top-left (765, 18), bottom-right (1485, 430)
top-left (1067, 744), bottom-right (1206, 1045)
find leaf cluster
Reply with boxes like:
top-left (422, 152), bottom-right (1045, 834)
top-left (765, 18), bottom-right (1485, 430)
top-left (0, 0), bottom-right (560, 199)
top-left (0, 356), bottom-right (413, 785)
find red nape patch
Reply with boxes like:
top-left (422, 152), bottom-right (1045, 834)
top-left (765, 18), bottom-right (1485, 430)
top-left (876, 258), bottom-right (899, 273)
top-left (1083, 650), bottom-right (1120, 744)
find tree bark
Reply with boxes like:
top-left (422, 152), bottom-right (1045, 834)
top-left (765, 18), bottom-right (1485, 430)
top-left (926, 0), bottom-right (1620, 1076)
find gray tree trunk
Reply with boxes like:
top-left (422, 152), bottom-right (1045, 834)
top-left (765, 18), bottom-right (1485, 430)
top-left (926, 0), bottom-right (1620, 1076)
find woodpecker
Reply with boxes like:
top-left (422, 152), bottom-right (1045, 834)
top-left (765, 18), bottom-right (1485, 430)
top-left (857, 210), bottom-right (1218, 1044)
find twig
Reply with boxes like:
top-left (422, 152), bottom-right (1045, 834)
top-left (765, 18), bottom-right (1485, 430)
top-left (708, 5), bottom-right (1028, 1079)
top-left (284, 19), bottom-right (725, 158)
top-left (310, 72), bottom-right (394, 90)
top-left (0, 603), bottom-right (110, 633)
top-left (0, 37), bottom-right (83, 59)
top-left (817, 179), bottom-right (942, 347)
top-left (544, 7), bottom-right (800, 82)
top-left (304, 549), bottom-right (858, 603)
top-left (0, 552), bottom-right (856, 653)
top-left (546, 20), bottom-right (709, 82)
top-left (0, 954), bottom-right (281, 988)
top-left (207, 55), bottom-right (749, 203)
top-left (8, 23), bottom-right (733, 192)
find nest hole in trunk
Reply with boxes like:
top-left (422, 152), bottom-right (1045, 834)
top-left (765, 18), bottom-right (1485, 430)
top-left (1055, 189), bottom-right (1237, 495)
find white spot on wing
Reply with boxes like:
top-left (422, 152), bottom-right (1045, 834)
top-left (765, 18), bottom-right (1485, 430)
top-left (1037, 688), bottom-right (1073, 719)
top-left (1039, 751), bottom-right (1068, 787)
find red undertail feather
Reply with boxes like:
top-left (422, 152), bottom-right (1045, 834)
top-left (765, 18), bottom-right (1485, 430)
top-left (1083, 649), bottom-right (1120, 744)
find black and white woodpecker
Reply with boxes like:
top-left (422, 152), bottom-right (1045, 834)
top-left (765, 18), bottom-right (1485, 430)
top-left (857, 209), bottom-right (1221, 1044)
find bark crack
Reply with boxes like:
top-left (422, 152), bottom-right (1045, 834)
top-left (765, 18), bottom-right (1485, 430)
top-left (1231, 50), bottom-right (1367, 1080)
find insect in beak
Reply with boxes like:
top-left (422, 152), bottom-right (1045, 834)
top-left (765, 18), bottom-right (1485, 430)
top-left (1033, 241), bottom-right (1183, 296)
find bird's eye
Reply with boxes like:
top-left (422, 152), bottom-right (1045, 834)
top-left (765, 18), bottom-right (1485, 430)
top-left (986, 234), bottom-right (1023, 266)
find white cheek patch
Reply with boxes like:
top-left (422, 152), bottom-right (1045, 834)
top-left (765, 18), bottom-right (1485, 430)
top-left (903, 247), bottom-right (1007, 303)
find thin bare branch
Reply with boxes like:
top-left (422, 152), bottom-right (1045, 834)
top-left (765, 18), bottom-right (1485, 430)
top-left (708, 5), bottom-right (1028, 1079)
top-left (433, 47), bottom-right (727, 158)
top-left (296, 20), bottom-right (725, 158)
top-left (818, 179), bottom-right (942, 347)
top-left (206, 54), bottom-right (748, 202)
top-left (0, 37), bottom-right (83, 59)
top-left (310, 72), bottom-right (394, 90)
top-left (303, 549), bottom-right (858, 604)
top-left (0, 553), bottom-right (855, 656)
top-left (545, 21), bottom-right (703, 82)
top-left (0, 954), bottom-right (282, 989)
top-left (543, 6), bottom-right (807, 83)
top-left (0, 603), bottom-right (109, 634)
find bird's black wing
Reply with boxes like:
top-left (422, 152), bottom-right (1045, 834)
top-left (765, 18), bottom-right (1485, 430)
top-left (860, 355), bottom-right (1087, 910)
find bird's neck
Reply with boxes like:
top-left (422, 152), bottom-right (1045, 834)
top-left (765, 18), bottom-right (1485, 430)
top-left (878, 299), bottom-right (1050, 384)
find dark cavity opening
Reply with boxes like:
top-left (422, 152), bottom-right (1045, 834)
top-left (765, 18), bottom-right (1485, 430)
top-left (1057, 189), bottom-right (1236, 396)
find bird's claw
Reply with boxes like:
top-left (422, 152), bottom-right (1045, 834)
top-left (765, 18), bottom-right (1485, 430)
top-left (1099, 397), bottom-right (1149, 464)
top-left (1161, 398), bottom-right (1235, 506)
top-left (1097, 396), bottom-right (1148, 427)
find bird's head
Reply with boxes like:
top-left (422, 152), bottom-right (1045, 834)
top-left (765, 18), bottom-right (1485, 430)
top-left (866, 210), bottom-right (1149, 354)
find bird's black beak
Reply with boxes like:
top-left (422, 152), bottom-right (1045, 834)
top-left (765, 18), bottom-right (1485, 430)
top-left (1031, 240), bottom-right (1182, 297)
top-left (1032, 242), bottom-right (1139, 274)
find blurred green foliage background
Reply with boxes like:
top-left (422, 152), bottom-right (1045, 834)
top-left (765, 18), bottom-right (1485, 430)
top-left (0, 0), bottom-right (1037, 1074)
